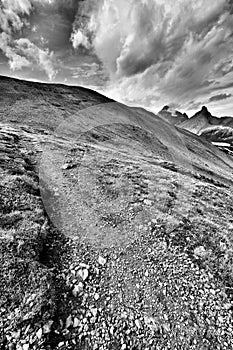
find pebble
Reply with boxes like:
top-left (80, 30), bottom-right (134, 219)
top-left (12, 330), bottom-right (21, 339)
top-left (98, 255), bottom-right (107, 266)
top-left (224, 303), bottom-right (232, 310)
top-left (78, 269), bottom-right (89, 281)
top-left (43, 320), bottom-right (53, 334)
top-left (36, 328), bottom-right (43, 340)
top-left (90, 308), bottom-right (98, 317)
top-left (61, 164), bottom-right (70, 170)
top-left (73, 318), bottom-right (80, 328)
top-left (194, 246), bottom-right (207, 258)
top-left (94, 293), bottom-right (100, 300)
top-left (72, 282), bottom-right (84, 297)
top-left (66, 315), bottom-right (73, 328)
top-left (22, 345), bottom-right (29, 350)
top-left (144, 199), bottom-right (152, 206)
top-left (24, 324), bottom-right (30, 335)
top-left (163, 323), bottom-right (170, 332)
top-left (79, 263), bottom-right (90, 269)
top-left (135, 319), bottom-right (141, 329)
top-left (218, 316), bottom-right (224, 323)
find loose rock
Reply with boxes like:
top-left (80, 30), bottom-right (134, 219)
top-left (98, 255), bottom-right (107, 266)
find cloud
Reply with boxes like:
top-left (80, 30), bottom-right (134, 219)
top-left (186, 101), bottom-right (203, 112)
top-left (0, 32), bottom-right (31, 70)
top-left (0, 34), bottom-right (57, 79)
top-left (70, 62), bottom-right (108, 87)
top-left (71, 30), bottom-right (91, 50)
top-left (16, 38), bottom-right (57, 79)
top-left (0, 0), bottom-right (57, 34)
top-left (0, 0), bottom-right (57, 79)
top-left (1, 0), bottom-right (233, 114)
top-left (209, 93), bottom-right (232, 102)
top-left (0, 0), bottom-right (31, 33)
top-left (68, 0), bottom-right (233, 110)
top-left (70, 0), bottom-right (98, 51)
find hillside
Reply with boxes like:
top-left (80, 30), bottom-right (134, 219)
top-left (158, 106), bottom-right (188, 126)
top-left (200, 126), bottom-right (233, 157)
top-left (1, 76), bottom-right (233, 350)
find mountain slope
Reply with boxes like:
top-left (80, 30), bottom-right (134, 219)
top-left (160, 105), bottom-right (233, 154)
top-left (201, 126), bottom-right (233, 144)
top-left (1, 76), bottom-right (233, 350)
top-left (0, 75), bottom-right (112, 131)
top-left (158, 105), bottom-right (188, 126)
top-left (200, 126), bottom-right (233, 158)
top-left (178, 106), bottom-right (233, 135)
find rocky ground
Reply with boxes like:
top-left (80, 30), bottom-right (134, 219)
top-left (1, 76), bottom-right (233, 349)
top-left (1, 120), bottom-right (233, 350)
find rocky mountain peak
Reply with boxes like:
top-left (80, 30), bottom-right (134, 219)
top-left (201, 106), bottom-right (210, 114)
top-left (161, 105), bottom-right (170, 111)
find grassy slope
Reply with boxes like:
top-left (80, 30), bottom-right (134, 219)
top-left (0, 75), bottom-right (111, 131)
top-left (1, 76), bottom-right (233, 349)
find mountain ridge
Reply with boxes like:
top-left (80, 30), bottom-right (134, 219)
top-left (179, 105), bottom-right (233, 134)
top-left (158, 104), bottom-right (233, 156)
top-left (1, 75), bottom-right (233, 349)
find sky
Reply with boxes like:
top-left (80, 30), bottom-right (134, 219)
top-left (1, 0), bottom-right (233, 116)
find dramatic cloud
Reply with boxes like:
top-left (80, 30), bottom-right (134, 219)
top-left (69, 0), bottom-right (233, 113)
top-left (70, 0), bottom-right (98, 51)
top-left (0, 0), bottom-right (31, 33)
top-left (1, 0), bottom-right (233, 115)
top-left (0, 33), bottom-right (31, 70)
top-left (0, 0), bottom-right (57, 79)
top-left (0, 32), bottom-right (56, 79)
top-left (71, 30), bottom-right (92, 50)
top-left (16, 38), bottom-right (57, 79)
top-left (209, 93), bottom-right (232, 102)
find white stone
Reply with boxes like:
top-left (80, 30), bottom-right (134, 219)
top-left (90, 308), bottom-right (98, 317)
top-left (43, 320), bottom-right (53, 334)
top-left (135, 319), bottom-right (141, 329)
top-left (61, 164), bottom-right (69, 170)
top-left (78, 269), bottom-right (89, 281)
top-left (144, 199), bottom-right (153, 206)
top-left (66, 315), bottom-right (73, 328)
top-left (98, 255), bottom-right (107, 266)
top-left (194, 246), bottom-right (207, 258)
top-left (94, 293), bottom-right (100, 300)
top-left (79, 263), bottom-right (90, 269)
top-left (73, 318), bottom-right (80, 328)
top-left (72, 282), bottom-right (84, 297)
top-left (36, 328), bottom-right (43, 340)
top-left (23, 345), bottom-right (29, 350)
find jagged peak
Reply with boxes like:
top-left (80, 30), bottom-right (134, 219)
top-left (191, 105), bottom-right (212, 119)
top-left (201, 106), bottom-right (210, 113)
